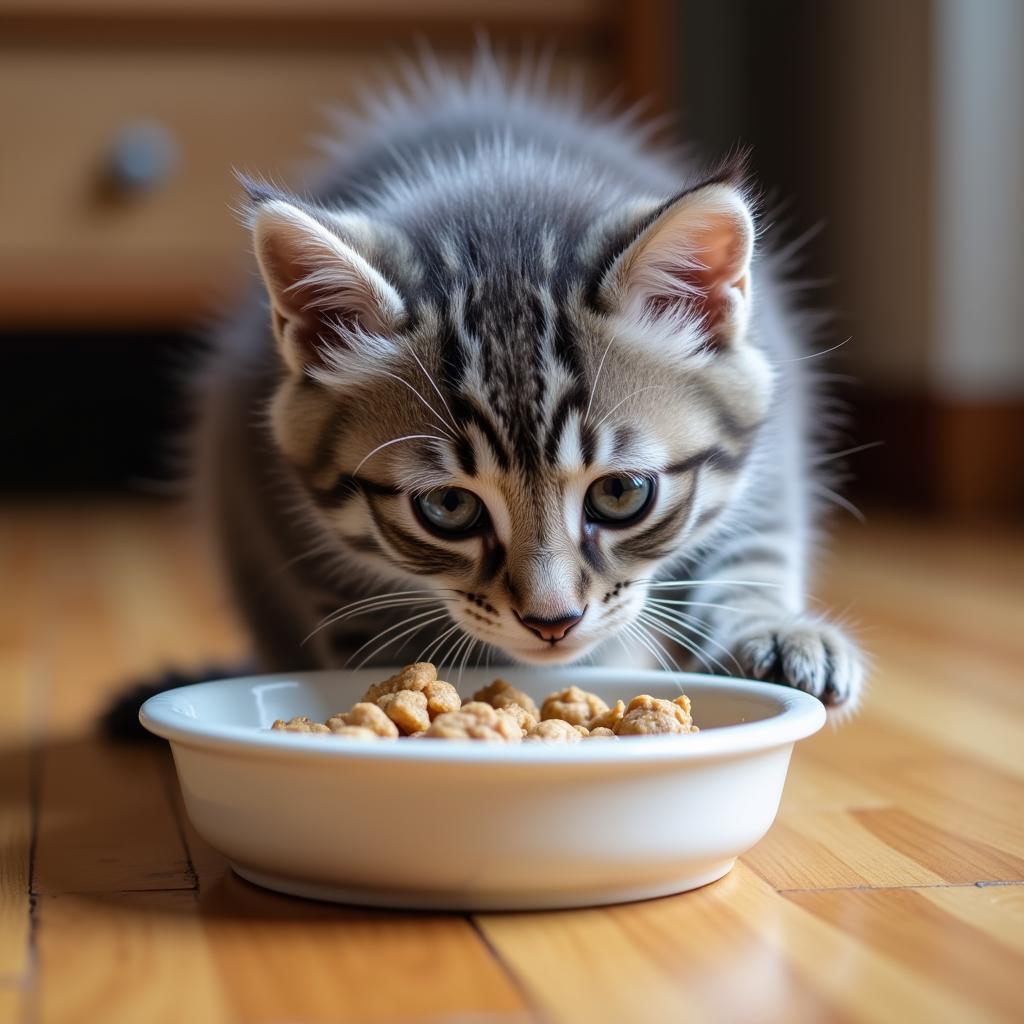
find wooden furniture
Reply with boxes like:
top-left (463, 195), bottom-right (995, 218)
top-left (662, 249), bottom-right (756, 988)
top-left (1, 500), bottom-right (1021, 1022)
top-left (0, 1), bottom-right (674, 328)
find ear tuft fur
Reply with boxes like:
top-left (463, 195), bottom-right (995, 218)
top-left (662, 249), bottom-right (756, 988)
top-left (246, 190), bottom-right (406, 376)
top-left (600, 161), bottom-right (758, 352)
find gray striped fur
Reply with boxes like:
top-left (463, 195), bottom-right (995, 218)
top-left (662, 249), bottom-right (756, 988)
top-left (196, 55), bottom-right (864, 711)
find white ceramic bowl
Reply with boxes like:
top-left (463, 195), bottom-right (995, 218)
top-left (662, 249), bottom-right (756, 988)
top-left (141, 667), bottom-right (824, 910)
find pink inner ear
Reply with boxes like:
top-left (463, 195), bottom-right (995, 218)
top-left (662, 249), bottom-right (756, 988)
top-left (642, 214), bottom-right (751, 348)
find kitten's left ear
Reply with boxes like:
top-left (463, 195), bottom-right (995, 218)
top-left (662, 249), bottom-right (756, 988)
top-left (244, 184), bottom-right (405, 376)
top-left (602, 180), bottom-right (755, 349)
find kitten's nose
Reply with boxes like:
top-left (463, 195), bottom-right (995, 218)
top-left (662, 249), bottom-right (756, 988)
top-left (515, 609), bottom-right (585, 643)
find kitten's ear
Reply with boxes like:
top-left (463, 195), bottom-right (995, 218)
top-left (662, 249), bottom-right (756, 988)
top-left (249, 195), bottom-right (405, 375)
top-left (602, 180), bottom-right (755, 349)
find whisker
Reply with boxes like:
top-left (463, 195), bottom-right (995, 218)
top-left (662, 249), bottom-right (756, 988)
top-left (309, 596), bottom-right (438, 636)
top-left (435, 626), bottom-right (469, 676)
top-left (351, 433), bottom-right (447, 478)
top-left (641, 578), bottom-right (784, 592)
top-left (636, 613), bottom-right (711, 674)
top-left (375, 367), bottom-right (454, 438)
top-left (350, 613), bottom-right (449, 670)
top-left (344, 609), bottom-right (449, 667)
top-left (457, 636), bottom-right (478, 686)
top-left (646, 597), bottom-right (747, 616)
top-left (638, 611), bottom-right (732, 676)
top-left (815, 484), bottom-right (867, 523)
top-left (773, 336), bottom-right (851, 365)
top-left (812, 440), bottom-right (885, 465)
top-left (447, 629), bottom-right (476, 677)
top-left (642, 605), bottom-right (741, 671)
top-left (418, 622), bottom-right (461, 665)
top-left (305, 594), bottom-right (456, 644)
top-left (584, 334), bottom-right (617, 423)
top-left (402, 342), bottom-right (459, 433)
top-left (630, 620), bottom-right (680, 673)
top-left (621, 620), bottom-right (672, 672)
top-left (593, 385), bottom-right (669, 431)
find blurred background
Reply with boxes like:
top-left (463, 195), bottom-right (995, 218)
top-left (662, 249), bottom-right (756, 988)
top-left (1, 0), bottom-right (1022, 518)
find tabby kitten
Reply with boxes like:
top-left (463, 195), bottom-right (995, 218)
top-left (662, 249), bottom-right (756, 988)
top-left (197, 60), bottom-right (864, 711)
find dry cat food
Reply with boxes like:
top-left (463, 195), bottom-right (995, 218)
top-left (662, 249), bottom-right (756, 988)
top-left (271, 663), bottom-right (698, 743)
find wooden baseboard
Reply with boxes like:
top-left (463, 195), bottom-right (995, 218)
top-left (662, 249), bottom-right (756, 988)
top-left (935, 398), bottom-right (1024, 518)
top-left (844, 389), bottom-right (1024, 518)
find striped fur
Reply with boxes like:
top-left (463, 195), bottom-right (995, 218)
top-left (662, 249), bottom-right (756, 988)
top-left (196, 55), bottom-right (864, 710)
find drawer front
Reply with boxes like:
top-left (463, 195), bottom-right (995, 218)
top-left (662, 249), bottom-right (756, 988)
top-left (0, 49), bottom-right (602, 324)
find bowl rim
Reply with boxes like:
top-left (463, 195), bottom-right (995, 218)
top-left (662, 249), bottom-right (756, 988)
top-left (140, 667), bottom-right (827, 764)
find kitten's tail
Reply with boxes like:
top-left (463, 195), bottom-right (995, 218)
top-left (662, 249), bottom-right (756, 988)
top-left (101, 662), bottom-right (254, 742)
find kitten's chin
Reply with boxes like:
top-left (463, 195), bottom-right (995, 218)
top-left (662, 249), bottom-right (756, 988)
top-left (503, 640), bottom-right (595, 666)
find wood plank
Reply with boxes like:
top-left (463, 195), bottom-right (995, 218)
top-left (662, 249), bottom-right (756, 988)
top-left (804, 725), bottom-right (1024, 857)
top-left (33, 740), bottom-right (193, 895)
top-left (850, 807), bottom-right (1024, 883)
top-left (477, 864), bottom-right (987, 1024)
top-left (35, 891), bottom-right (228, 1024)
top-left (164, 769), bottom-right (529, 1023)
top-left (921, 885), bottom-right (1024, 958)
top-left (0, 509), bottom-right (40, 987)
top-left (0, 985), bottom-right (26, 1023)
top-left (31, 502), bottom-right (195, 894)
top-left (785, 888), bottom-right (1024, 1024)
top-left (199, 878), bottom-right (530, 1023)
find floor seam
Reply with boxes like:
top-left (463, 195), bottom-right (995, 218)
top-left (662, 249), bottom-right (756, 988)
top-left (469, 917), bottom-right (548, 1024)
top-left (776, 879), bottom-right (1024, 894)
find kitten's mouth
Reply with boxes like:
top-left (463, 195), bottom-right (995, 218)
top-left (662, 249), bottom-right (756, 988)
top-left (506, 637), bottom-right (594, 666)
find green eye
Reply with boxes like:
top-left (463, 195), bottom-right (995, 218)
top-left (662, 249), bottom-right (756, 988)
top-left (585, 474), bottom-right (655, 525)
top-left (414, 487), bottom-right (484, 535)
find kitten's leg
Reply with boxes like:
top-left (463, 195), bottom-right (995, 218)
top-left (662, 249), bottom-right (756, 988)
top-left (689, 526), bottom-right (865, 710)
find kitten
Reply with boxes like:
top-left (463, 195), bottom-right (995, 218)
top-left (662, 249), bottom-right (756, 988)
top-left (195, 57), bottom-right (864, 712)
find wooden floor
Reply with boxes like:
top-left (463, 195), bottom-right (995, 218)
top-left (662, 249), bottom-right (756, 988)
top-left (1, 499), bottom-right (1022, 1024)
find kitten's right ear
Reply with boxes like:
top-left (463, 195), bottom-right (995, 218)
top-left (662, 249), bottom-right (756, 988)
top-left (247, 193), bottom-right (405, 375)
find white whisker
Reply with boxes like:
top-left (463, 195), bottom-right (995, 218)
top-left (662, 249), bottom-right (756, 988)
top-left (593, 385), bottom-right (669, 431)
top-left (351, 434), bottom-right (447, 477)
top-left (350, 612), bottom-right (449, 670)
top-left (646, 597), bottom-right (747, 615)
top-left (639, 611), bottom-right (733, 676)
top-left (403, 342), bottom-right (459, 432)
top-left (633, 620), bottom-right (681, 673)
top-left (345, 609), bottom-right (449, 667)
top-left (622, 620), bottom-right (673, 672)
top-left (773, 336), bottom-right (851, 364)
top-left (457, 636), bottom-right (478, 686)
top-left (642, 605), bottom-right (740, 671)
top-left (305, 591), bottom-right (456, 643)
top-left (584, 333), bottom-right (617, 423)
top-left (815, 484), bottom-right (866, 523)
top-left (418, 622), bottom-right (461, 665)
top-left (375, 367), bottom-right (454, 438)
top-left (641, 579), bottom-right (784, 592)
top-left (812, 440), bottom-right (885, 466)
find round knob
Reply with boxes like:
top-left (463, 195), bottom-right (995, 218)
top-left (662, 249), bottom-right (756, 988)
top-left (105, 120), bottom-right (178, 193)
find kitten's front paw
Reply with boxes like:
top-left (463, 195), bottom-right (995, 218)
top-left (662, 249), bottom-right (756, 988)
top-left (730, 616), bottom-right (864, 709)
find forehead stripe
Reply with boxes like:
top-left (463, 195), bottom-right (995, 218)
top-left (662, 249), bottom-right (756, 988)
top-left (451, 395), bottom-right (511, 471)
top-left (544, 382), bottom-right (586, 464)
top-left (309, 473), bottom-right (400, 508)
top-left (455, 434), bottom-right (477, 476)
top-left (665, 443), bottom-right (750, 476)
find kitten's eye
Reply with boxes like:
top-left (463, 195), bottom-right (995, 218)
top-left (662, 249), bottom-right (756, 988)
top-left (584, 474), bottom-right (655, 525)
top-left (414, 487), bottom-right (485, 536)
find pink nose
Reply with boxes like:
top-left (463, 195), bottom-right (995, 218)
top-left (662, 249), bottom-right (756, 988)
top-left (515, 609), bottom-right (585, 643)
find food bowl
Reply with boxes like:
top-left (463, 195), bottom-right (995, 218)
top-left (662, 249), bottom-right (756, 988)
top-left (141, 667), bottom-right (824, 910)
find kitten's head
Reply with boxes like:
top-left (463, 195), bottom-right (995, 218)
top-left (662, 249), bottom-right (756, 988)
top-left (246, 166), bottom-right (773, 666)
